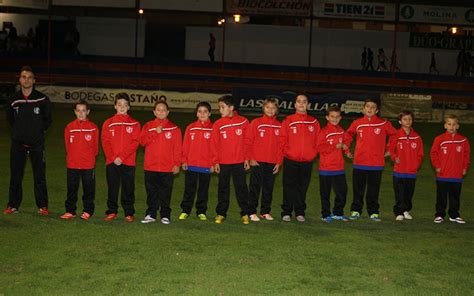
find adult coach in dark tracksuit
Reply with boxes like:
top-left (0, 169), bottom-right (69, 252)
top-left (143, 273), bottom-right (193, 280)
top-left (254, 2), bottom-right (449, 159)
top-left (4, 66), bottom-right (52, 215)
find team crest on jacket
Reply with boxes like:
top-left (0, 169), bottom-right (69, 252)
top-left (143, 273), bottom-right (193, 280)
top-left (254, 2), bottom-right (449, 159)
top-left (308, 126), bottom-right (314, 132)
top-left (85, 134), bottom-right (92, 141)
top-left (204, 132), bottom-right (211, 139)
top-left (442, 147), bottom-right (448, 154)
top-left (374, 128), bottom-right (381, 135)
top-left (165, 132), bottom-right (172, 139)
top-left (34, 107), bottom-right (40, 114)
top-left (411, 142), bottom-right (417, 149)
top-left (126, 126), bottom-right (133, 134)
top-left (275, 129), bottom-right (279, 136)
top-left (236, 129), bottom-right (242, 136)
top-left (456, 146), bottom-right (462, 152)
top-left (190, 133), bottom-right (195, 140)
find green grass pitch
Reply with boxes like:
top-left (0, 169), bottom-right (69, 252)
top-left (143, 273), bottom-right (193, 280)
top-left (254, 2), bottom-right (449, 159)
top-left (1, 105), bottom-right (473, 295)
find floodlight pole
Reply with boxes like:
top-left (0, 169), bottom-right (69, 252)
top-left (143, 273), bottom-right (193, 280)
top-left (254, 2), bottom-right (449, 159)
top-left (134, 0), bottom-right (140, 76)
top-left (307, 0), bottom-right (314, 82)
top-left (391, 0), bottom-right (400, 91)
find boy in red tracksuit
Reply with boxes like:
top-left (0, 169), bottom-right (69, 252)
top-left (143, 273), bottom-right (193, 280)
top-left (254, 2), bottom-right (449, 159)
top-left (211, 95), bottom-right (251, 225)
top-left (60, 100), bottom-right (99, 220)
top-left (344, 99), bottom-right (396, 221)
top-left (280, 94), bottom-right (320, 223)
top-left (317, 106), bottom-right (350, 223)
top-left (178, 101), bottom-right (213, 221)
top-left (387, 110), bottom-right (424, 221)
top-left (140, 101), bottom-right (182, 225)
top-left (101, 93), bottom-right (141, 222)
top-left (430, 115), bottom-right (470, 224)
top-left (247, 98), bottom-right (282, 222)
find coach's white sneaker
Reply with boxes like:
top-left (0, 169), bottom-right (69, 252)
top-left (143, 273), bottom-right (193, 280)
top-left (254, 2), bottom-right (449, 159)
top-left (282, 215), bottom-right (291, 222)
top-left (434, 216), bottom-right (444, 224)
top-left (395, 215), bottom-right (404, 221)
top-left (449, 217), bottom-right (466, 224)
top-left (403, 211), bottom-right (413, 220)
top-left (141, 215), bottom-right (156, 224)
top-left (249, 214), bottom-right (260, 222)
top-left (161, 217), bottom-right (170, 225)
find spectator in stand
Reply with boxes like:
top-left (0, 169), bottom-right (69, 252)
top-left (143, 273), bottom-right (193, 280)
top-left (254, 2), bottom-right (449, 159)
top-left (366, 48), bottom-right (374, 71)
top-left (377, 48), bottom-right (388, 71)
top-left (454, 49), bottom-right (465, 76)
top-left (208, 33), bottom-right (216, 62)
top-left (429, 52), bottom-right (440, 75)
top-left (361, 47), bottom-right (367, 70)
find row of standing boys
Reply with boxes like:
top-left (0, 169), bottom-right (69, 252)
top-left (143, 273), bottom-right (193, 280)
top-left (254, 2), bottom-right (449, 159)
top-left (4, 68), bottom-right (470, 224)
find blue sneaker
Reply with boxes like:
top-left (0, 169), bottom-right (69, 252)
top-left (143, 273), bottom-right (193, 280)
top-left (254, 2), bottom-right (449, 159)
top-left (331, 214), bottom-right (349, 221)
top-left (321, 216), bottom-right (333, 223)
top-left (349, 211), bottom-right (361, 220)
top-left (370, 214), bottom-right (381, 222)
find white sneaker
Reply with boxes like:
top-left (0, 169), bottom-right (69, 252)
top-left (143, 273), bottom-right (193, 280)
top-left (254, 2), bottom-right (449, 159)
top-left (260, 214), bottom-right (274, 221)
top-left (296, 215), bottom-right (306, 222)
top-left (249, 214), bottom-right (260, 222)
top-left (434, 216), bottom-right (444, 223)
top-left (282, 215), bottom-right (291, 222)
top-left (395, 215), bottom-right (404, 221)
top-left (161, 217), bottom-right (170, 225)
top-left (403, 211), bottom-right (413, 220)
top-left (449, 217), bottom-right (466, 224)
top-left (141, 215), bottom-right (156, 224)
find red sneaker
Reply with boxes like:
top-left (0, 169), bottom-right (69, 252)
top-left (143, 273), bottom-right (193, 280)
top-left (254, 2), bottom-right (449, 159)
top-left (60, 212), bottom-right (76, 219)
top-left (3, 207), bottom-right (19, 214)
top-left (80, 212), bottom-right (91, 220)
top-left (38, 207), bottom-right (49, 215)
top-left (103, 213), bottom-right (118, 221)
top-left (124, 215), bottom-right (135, 223)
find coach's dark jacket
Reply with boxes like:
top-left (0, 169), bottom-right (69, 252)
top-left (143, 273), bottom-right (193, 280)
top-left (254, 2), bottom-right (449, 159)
top-left (6, 89), bottom-right (52, 146)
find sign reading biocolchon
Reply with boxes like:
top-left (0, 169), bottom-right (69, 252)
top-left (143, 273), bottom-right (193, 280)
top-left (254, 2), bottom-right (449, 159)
top-left (35, 85), bottom-right (227, 110)
top-left (0, 0), bottom-right (49, 9)
top-left (226, 0), bottom-right (312, 16)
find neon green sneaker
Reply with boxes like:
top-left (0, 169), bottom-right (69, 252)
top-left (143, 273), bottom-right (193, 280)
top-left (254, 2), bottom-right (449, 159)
top-left (215, 215), bottom-right (225, 224)
top-left (178, 213), bottom-right (189, 220)
top-left (349, 211), bottom-right (361, 220)
top-left (197, 213), bottom-right (207, 221)
top-left (241, 215), bottom-right (250, 225)
top-left (370, 213), bottom-right (381, 222)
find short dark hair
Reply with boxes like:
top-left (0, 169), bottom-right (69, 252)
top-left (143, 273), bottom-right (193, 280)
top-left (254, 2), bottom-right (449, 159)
top-left (397, 110), bottom-right (413, 121)
top-left (326, 105), bottom-right (341, 115)
top-left (75, 99), bottom-right (89, 110)
top-left (114, 92), bottom-right (130, 105)
top-left (363, 98), bottom-right (378, 108)
top-left (217, 95), bottom-right (234, 107)
top-left (20, 66), bottom-right (34, 75)
top-left (196, 101), bottom-right (211, 113)
top-left (154, 99), bottom-right (169, 110)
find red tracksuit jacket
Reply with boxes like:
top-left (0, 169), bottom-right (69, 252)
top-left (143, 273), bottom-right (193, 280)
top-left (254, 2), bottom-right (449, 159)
top-left (101, 114), bottom-right (141, 166)
top-left (64, 119), bottom-right (99, 169)
top-left (182, 119), bottom-right (213, 170)
top-left (387, 128), bottom-right (424, 178)
top-left (317, 123), bottom-right (347, 174)
top-left (344, 115), bottom-right (396, 170)
top-left (247, 115), bottom-right (282, 165)
top-left (140, 118), bottom-right (182, 172)
top-left (430, 132), bottom-right (470, 182)
top-left (211, 111), bottom-right (250, 165)
top-left (280, 112), bottom-right (320, 162)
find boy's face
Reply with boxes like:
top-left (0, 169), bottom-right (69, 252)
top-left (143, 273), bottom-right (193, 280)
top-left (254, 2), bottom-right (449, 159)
top-left (363, 102), bottom-right (378, 117)
top-left (19, 70), bottom-right (35, 90)
top-left (218, 102), bottom-right (233, 118)
top-left (263, 102), bottom-right (277, 117)
top-left (115, 99), bottom-right (130, 115)
top-left (74, 104), bottom-right (90, 121)
top-left (399, 114), bottom-right (413, 129)
top-left (196, 106), bottom-right (210, 122)
top-left (326, 111), bottom-right (341, 126)
top-left (444, 118), bottom-right (459, 134)
top-left (154, 103), bottom-right (169, 120)
top-left (295, 95), bottom-right (308, 114)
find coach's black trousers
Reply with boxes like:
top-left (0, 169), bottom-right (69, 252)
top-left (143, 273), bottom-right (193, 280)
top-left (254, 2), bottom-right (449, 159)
top-left (282, 158), bottom-right (313, 217)
top-left (319, 173), bottom-right (347, 217)
top-left (180, 170), bottom-right (210, 215)
top-left (65, 168), bottom-right (95, 215)
top-left (435, 181), bottom-right (462, 218)
top-left (145, 171), bottom-right (174, 219)
top-left (351, 168), bottom-right (382, 215)
top-left (216, 163), bottom-right (249, 217)
top-left (392, 176), bottom-right (416, 216)
top-left (249, 162), bottom-right (276, 215)
top-left (106, 163), bottom-right (135, 216)
top-left (8, 141), bottom-right (48, 209)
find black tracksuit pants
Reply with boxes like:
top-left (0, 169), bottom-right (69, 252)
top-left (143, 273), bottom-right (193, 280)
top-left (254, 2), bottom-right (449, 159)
top-left (351, 168), bottom-right (382, 215)
top-left (392, 176), bottom-right (416, 216)
top-left (319, 173), bottom-right (347, 217)
top-left (435, 181), bottom-right (462, 218)
top-left (281, 158), bottom-right (313, 217)
top-left (216, 163), bottom-right (249, 217)
top-left (65, 168), bottom-right (95, 215)
top-left (8, 141), bottom-right (48, 209)
top-left (106, 163), bottom-right (135, 216)
top-left (145, 171), bottom-right (174, 219)
top-left (249, 162), bottom-right (276, 215)
top-left (180, 170), bottom-right (210, 215)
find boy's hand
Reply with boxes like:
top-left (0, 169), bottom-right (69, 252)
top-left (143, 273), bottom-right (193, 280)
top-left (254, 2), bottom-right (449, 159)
top-left (250, 160), bottom-right (259, 166)
top-left (462, 169), bottom-right (466, 176)
top-left (436, 168), bottom-right (441, 173)
top-left (336, 143), bottom-right (342, 149)
top-left (273, 164), bottom-right (280, 174)
top-left (395, 157), bottom-right (400, 164)
top-left (172, 166), bottom-right (180, 175)
top-left (342, 144), bottom-right (348, 150)
top-left (210, 166), bottom-right (214, 173)
top-left (182, 163), bottom-right (188, 170)
top-left (346, 152), bottom-right (353, 159)
top-left (114, 157), bottom-right (122, 166)
top-left (156, 126), bottom-right (163, 134)
top-left (214, 164), bottom-right (220, 174)
top-left (384, 151), bottom-right (391, 157)
top-left (244, 160), bottom-right (250, 170)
